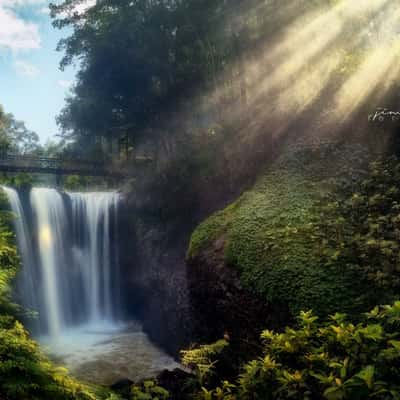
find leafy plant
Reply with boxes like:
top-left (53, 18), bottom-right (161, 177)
top-left (130, 380), bottom-right (169, 400)
top-left (0, 172), bottom-right (36, 190)
top-left (181, 339), bottom-right (229, 386)
top-left (193, 302), bottom-right (400, 399)
top-left (316, 156), bottom-right (400, 292)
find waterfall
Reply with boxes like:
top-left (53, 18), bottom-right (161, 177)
top-left (2, 187), bottom-right (38, 321)
top-left (2, 186), bottom-right (120, 339)
top-left (68, 192), bottom-right (120, 322)
top-left (31, 188), bottom-right (66, 337)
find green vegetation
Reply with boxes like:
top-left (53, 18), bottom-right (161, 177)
top-left (0, 320), bottom-right (115, 400)
top-left (188, 302), bottom-right (400, 400)
top-left (49, 0), bottom-right (248, 155)
top-left (0, 105), bottom-right (40, 155)
top-left (317, 157), bottom-right (400, 292)
top-left (182, 339), bottom-right (229, 387)
top-left (63, 175), bottom-right (103, 191)
top-left (188, 146), bottom-right (395, 317)
top-left (130, 380), bottom-right (169, 400)
top-left (0, 172), bottom-right (37, 190)
top-left (64, 175), bottom-right (87, 190)
top-left (45, 0), bottom-right (400, 181)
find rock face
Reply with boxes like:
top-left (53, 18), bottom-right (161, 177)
top-left (118, 195), bottom-right (194, 356)
top-left (117, 168), bottom-right (289, 358)
top-left (115, 143), bottom-right (382, 382)
top-left (118, 193), bottom-right (282, 359)
top-left (186, 236), bottom-right (291, 354)
top-left (116, 141), bottom-right (283, 357)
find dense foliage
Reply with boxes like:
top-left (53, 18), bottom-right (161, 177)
top-left (190, 302), bottom-right (400, 400)
top-left (47, 0), bottom-right (400, 168)
top-left (0, 104), bottom-right (40, 155)
top-left (130, 380), bottom-right (169, 400)
top-left (318, 156), bottom-right (400, 291)
top-left (182, 339), bottom-right (229, 387)
top-left (50, 0), bottom-right (242, 152)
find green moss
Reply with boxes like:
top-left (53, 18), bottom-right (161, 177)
top-left (187, 200), bottom-right (241, 259)
top-left (188, 146), bottom-right (382, 317)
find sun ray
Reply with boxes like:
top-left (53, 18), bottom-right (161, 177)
top-left (241, 0), bottom-right (392, 111)
top-left (169, 0), bottom-right (400, 152)
top-left (329, 6), bottom-right (400, 124)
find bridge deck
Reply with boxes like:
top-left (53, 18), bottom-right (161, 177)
top-left (0, 154), bottom-right (123, 177)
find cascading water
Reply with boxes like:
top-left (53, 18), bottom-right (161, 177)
top-left (68, 192), bottom-right (120, 323)
top-left (2, 186), bottom-right (181, 384)
top-left (3, 187), bottom-right (120, 339)
top-left (1, 187), bottom-right (38, 323)
top-left (31, 188), bottom-right (66, 337)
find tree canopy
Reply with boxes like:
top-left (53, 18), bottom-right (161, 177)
top-left (50, 0), bottom-right (239, 151)
top-left (0, 105), bottom-right (40, 155)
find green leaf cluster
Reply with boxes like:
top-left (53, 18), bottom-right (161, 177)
top-left (181, 339), bottom-right (229, 386)
top-left (0, 172), bottom-right (36, 190)
top-left (194, 302), bottom-right (400, 399)
top-left (316, 156), bottom-right (400, 291)
top-left (130, 380), bottom-right (169, 400)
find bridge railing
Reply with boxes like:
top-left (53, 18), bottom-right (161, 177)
top-left (0, 152), bottom-right (152, 177)
top-left (0, 153), bottom-right (110, 175)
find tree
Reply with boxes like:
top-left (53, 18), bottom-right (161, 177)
top-left (0, 104), bottom-right (40, 155)
top-left (50, 0), bottom-right (238, 156)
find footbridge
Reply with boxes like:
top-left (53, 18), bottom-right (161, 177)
top-left (0, 153), bottom-right (151, 178)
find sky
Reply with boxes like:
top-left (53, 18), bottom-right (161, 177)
top-left (0, 0), bottom-right (78, 143)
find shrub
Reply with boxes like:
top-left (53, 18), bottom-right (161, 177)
top-left (130, 380), bottom-right (169, 400)
top-left (317, 156), bottom-right (400, 292)
top-left (194, 301), bottom-right (400, 400)
top-left (0, 172), bottom-right (36, 190)
top-left (181, 339), bottom-right (229, 386)
top-left (64, 175), bottom-right (93, 190)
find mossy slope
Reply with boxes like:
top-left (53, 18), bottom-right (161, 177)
top-left (187, 145), bottom-right (385, 317)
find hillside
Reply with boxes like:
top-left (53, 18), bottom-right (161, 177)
top-left (187, 144), bottom-right (396, 340)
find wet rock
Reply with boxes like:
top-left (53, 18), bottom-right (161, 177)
top-left (187, 237), bottom-right (292, 376)
top-left (118, 202), bottom-right (194, 356)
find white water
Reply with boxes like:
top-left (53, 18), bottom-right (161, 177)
top-left (3, 187), bottom-right (121, 339)
top-left (2, 187), bottom-right (38, 319)
top-left (31, 188), bottom-right (66, 337)
top-left (69, 192), bottom-right (120, 322)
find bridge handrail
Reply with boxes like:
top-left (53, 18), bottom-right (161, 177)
top-left (0, 153), bottom-right (106, 168)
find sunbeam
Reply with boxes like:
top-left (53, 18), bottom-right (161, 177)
top-left (210, 0), bottom-right (400, 148)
